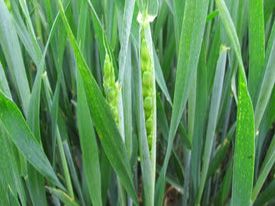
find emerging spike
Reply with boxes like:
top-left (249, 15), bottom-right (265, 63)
top-left (140, 28), bottom-right (155, 151)
top-left (103, 53), bottom-right (120, 126)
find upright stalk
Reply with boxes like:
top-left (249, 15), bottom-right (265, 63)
top-left (103, 53), bottom-right (126, 206)
top-left (139, 14), bottom-right (157, 205)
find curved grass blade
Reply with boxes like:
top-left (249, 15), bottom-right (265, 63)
top-left (215, 1), bottom-right (255, 205)
top-left (0, 91), bottom-right (62, 189)
top-left (63, 141), bottom-right (85, 206)
top-left (77, 72), bottom-right (102, 206)
top-left (207, 123), bottom-right (236, 178)
top-left (24, 13), bottom-right (64, 206)
top-left (226, 23), bottom-right (255, 206)
top-left (0, 128), bottom-right (27, 205)
top-left (216, 162), bottom-right (233, 205)
top-left (0, 0), bottom-right (30, 113)
top-left (25, 11), bottom-right (60, 140)
top-left (190, 43), bottom-right (208, 194)
top-left (173, 0), bottom-right (185, 45)
top-left (10, 0), bottom-right (41, 68)
top-left (155, 0), bottom-right (210, 204)
top-left (156, 95), bottom-right (186, 182)
top-left (196, 45), bottom-right (228, 204)
top-left (254, 41), bottom-right (275, 130)
top-left (75, 3), bottom-right (102, 205)
top-left (255, 88), bottom-right (275, 177)
top-left (248, 0), bottom-right (265, 102)
top-left (153, 47), bottom-right (172, 105)
top-left (252, 134), bottom-right (275, 202)
top-left (254, 179), bottom-right (275, 206)
top-left (266, 21), bottom-right (275, 59)
top-left (118, 0), bottom-right (135, 83)
top-left (0, 61), bottom-right (27, 205)
top-left (46, 187), bottom-right (79, 206)
top-left (86, 0), bottom-right (110, 64)
top-left (57, 1), bottom-right (138, 203)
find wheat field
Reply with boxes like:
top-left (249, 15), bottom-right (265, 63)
top-left (0, 0), bottom-right (274, 205)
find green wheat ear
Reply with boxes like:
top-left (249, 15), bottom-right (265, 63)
top-left (141, 27), bottom-right (155, 151)
top-left (103, 53), bottom-right (120, 126)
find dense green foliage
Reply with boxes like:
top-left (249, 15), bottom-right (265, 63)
top-left (0, 0), bottom-right (274, 205)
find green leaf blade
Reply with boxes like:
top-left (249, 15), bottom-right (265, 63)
top-left (0, 0), bottom-right (30, 113)
top-left (196, 45), bottom-right (228, 204)
top-left (248, 0), bottom-right (265, 102)
top-left (156, 0), bottom-right (210, 204)
top-left (57, 1), bottom-right (138, 203)
top-left (232, 72), bottom-right (255, 206)
top-left (215, 1), bottom-right (256, 205)
top-left (77, 73), bottom-right (102, 206)
top-left (0, 92), bottom-right (62, 189)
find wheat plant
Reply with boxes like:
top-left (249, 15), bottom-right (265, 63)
top-left (0, 0), bottom-right (274, 205)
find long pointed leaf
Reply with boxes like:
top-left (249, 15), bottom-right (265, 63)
top-left (196, 45), bottom-right (228, 204)
top-left (0, 92), bottom-right (62, 189)
top-left (0, 0), bottom-right (30, 113)
top-left (215, 1), bottom-right (255, 205)
top-left (155, 0), bottom-right (210, 204)
top-left (57, 1), bottom-right (138, 203)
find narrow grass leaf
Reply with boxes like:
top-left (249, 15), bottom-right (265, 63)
top-left (0, 0), bottom-right (30, 113)
top-left (248, 0), bottom-right (265, 102)
top-left (217, 162), bottom-right (233, 205)
top-left (252, 134), bottom-right (275, 202)
top-left (153, 47), bottom-right (172, 105)
top-left (196, 45), bottom-right (228, 204)
top-left (254, 179), bottom-right (275, 206)
top-left (27, 11), bottom-right (59, 143)
top-left (0, 128), bottom-right (26, 205)
top-left (118, 0), bottom-right (135, 83)
top-left (156, 0), bottom-right (210, 204)
top-left (0, 62), bottom-right (27, 205)
top-left (10, 0), bottom-right (41, 67)
top-left (77, 73), bottom-right (102, 206)
top-left (172, 0), bottom-right (185, 45)
top-left (266, 22), bottom-right (275, 59)
top-left (63, 141), bottom-right (85, 206)
top-left (57, 1), bottom-right (138, 203)
top-left (0, 91), bottom-right (62, 188)
top-left (215, 1), bottom-right (255, 205)
top-left (254, 41), bottom-right (275, 130)
top-left (75, 3), bottom-right (102, 205)
top-left (207, 123), bottom-right (236, 178)
top-left (86, 0), bottom-right (109, 63)
top-left (24, 15), bottom-right (63, 206)
top-left (190, 43), bottom-right (208, 194)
